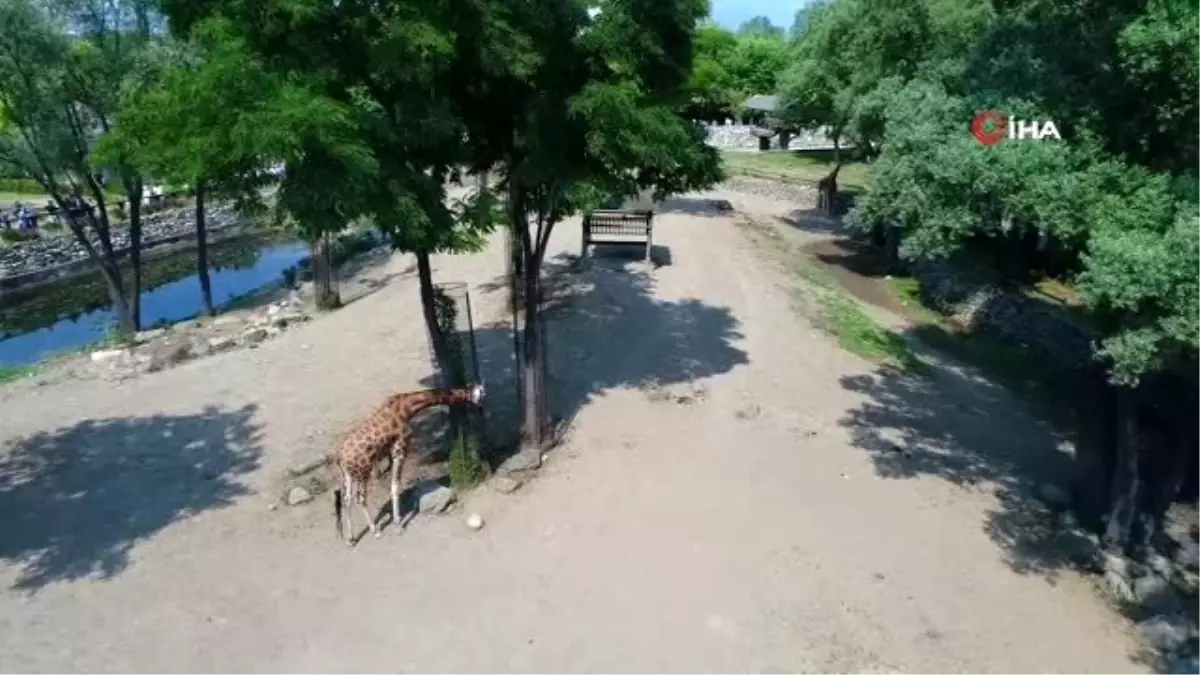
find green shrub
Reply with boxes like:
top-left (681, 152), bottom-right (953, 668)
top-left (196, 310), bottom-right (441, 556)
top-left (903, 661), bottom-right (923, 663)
top-left (448, 433), bottom-right (485, 490)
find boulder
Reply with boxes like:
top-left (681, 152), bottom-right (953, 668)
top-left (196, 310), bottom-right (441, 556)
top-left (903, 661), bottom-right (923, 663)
top-left (1036, 482), bottom-right (1071, 509)
top-left (208, 336), bottom-right (236, 352)
top-left (1137, 615), bottom-right (1194, 652)
top-left (1134, 572), bottom-right (1184, 617)
top-left (90, 347), bottom-right (129, 364)
top-left (286, 486), bottom-right (314, 506)
top-left (270, 311), bottom-right (308, 328)
top-left (492, 475), bottom-right (523, 494)
top-left (134, 328), bottom-right (167, 344)
top-left (1103, 552), bottom-right (1137, 604)
top-left (410, 480), bottom-right (456, 514)
top-left (241, 327), bottom-right (269, 345)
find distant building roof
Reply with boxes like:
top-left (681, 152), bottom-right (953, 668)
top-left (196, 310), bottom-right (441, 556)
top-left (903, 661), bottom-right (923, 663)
top-left (742, 95), bottom-right (780, 112)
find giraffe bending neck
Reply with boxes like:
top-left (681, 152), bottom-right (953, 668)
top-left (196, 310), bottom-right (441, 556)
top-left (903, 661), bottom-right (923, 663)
top-left (389, 385), bottom-right (481, 417)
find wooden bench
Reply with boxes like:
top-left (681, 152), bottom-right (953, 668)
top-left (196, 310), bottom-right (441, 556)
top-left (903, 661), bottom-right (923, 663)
top-left (581, 209), bottom-right (654, 263)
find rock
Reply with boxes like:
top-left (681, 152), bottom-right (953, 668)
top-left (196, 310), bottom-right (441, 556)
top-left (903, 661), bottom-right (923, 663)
top-left (411, 480), bottom-right (456, 514)
top-left (271, 311), bottom-right (308, 328)
top-left (1104, 552), bottom-right (1137, 604)
top-left (1148, 552), bottom-right (1176, 578)
top-left (145, 343), bottom-right (191, 373)
top-left (1137, 615), bottom-right (1194, 652)
top-left (90, 347), bottom-right (128, 364)
top-left (213, 315), bottom-right (242, 327)
top-left (499, 449), bottom-right (542, 473)
top-left (1036, 482), bottom-right (1071, 509)
top-left (287, 457), bottom-right (329, 478)
top-left (1164, 651), bottom-right (1199, 675)
top-left (1176, 541), bottom-right (1199, 571)
top-left (267, 303), bottom-right (282, 317)
top-left (1134, 572), bottom-right (1183, 616)
top-left (492, 475), bottom-right (523, 494)
top-left (134, 328), bottom-right (167, 344)
top-left (189, 339), bottom-right (212, 358)
top-left (286, 485), bottom-right (313, 506)
top-left (208, 336), bottom-right (236, 352)
top-left (465, 513), bottom-right (484, 530)
top-left (1056, 528), bottom-right (1101, 569)
top-left (241, 327), bottom-right (269, 345)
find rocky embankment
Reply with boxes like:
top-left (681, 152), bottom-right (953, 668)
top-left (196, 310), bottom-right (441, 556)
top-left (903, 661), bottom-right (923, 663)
top-left (87, 287), bottom-right (311, 381)
top-left (0, 203), bottom-right (242, 279)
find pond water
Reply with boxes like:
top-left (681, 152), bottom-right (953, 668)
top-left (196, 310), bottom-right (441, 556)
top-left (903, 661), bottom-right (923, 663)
top-left (0, 236), bottom-right (308, 367)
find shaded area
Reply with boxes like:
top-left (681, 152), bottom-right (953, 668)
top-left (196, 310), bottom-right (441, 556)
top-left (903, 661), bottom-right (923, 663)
top-left (778, 209), bottom-right (845, 236)
top-left (655, 197), bottom-right (733, 217)
top-left (838, 350), bottom-right (1081, 581)
top-left (439, 244), bottom-right (748, 466)
top-left (0, 405), bottom-right (263, 590)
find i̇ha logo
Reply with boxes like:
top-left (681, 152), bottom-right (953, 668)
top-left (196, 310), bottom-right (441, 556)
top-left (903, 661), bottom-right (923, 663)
top-left (971, 110), bottom-right (1061, 145)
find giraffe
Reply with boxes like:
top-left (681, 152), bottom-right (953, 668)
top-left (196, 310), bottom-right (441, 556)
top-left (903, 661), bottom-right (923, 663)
top-left (332, 384), bottom-right (484, 545)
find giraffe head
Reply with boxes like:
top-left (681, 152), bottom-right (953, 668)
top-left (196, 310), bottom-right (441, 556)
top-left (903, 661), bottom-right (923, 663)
top-left (469, 382), bottom-right (485, 405)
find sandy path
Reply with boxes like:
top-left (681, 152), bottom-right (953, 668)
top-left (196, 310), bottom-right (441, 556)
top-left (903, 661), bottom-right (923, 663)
top-left (0, 189), bottom-right (1140, 673)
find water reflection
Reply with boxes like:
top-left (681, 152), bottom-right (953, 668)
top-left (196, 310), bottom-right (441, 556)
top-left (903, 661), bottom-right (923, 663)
top-left (0, 236), bottom-right (307, 366)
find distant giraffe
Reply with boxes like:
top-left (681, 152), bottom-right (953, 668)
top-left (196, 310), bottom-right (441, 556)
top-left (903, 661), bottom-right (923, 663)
top-left (332, 384), bottom-right (484, 545)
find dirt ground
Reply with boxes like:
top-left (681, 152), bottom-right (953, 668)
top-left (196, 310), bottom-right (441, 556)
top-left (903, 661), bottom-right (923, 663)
top-left (0, 185), bottom-right (1145, 673)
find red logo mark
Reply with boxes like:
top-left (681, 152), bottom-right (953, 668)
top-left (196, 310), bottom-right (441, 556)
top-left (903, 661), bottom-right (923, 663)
top-left (971, 110), bottom-right (1006, 146)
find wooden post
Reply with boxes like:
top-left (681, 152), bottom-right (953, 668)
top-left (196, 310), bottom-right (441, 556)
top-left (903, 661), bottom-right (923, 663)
top-left (644, 215), bottom-right (653, 264)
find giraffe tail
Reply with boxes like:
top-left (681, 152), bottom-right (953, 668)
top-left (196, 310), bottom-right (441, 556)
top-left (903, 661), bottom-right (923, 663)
top-left (333, 485), bottom-right (344, 540)
top-left (332, 460), bottom-right (345, 541)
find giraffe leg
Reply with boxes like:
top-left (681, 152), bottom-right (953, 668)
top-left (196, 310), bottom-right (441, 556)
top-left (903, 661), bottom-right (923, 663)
top-left (390, 447), bottom-right (405, 530)
top-left (341, 470), bottom-right (355, 546)
top-left (340, 478), bottom-right (352, 540)
top-left (357, 482), bottom-right (380, 539)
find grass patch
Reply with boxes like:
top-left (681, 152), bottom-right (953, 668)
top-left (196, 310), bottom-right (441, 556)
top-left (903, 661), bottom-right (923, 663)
top-left (783, 254), bottom-right (928, 374)
top-left (721, 150), bottom-right (871, 190)
top-left (823, 295), bottom-right (930, 374)
top-left (0, 362), bottom-right (38, 384)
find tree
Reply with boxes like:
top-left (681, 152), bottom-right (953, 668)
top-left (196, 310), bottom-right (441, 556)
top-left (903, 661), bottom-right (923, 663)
top-left (737, 15), bottom-right (785, 41)
top-left (836, 0), bottom-right (1200, 555)
top-left (725, 34), bottom-right (787, 98)
top-left (451, 0), bottom-right (723, 460)
top-left (98, 35), bottom-right (275, 317)
top-left (0, 0), bottom-right (161, 334)
top-left (155, 0), bottom-right (502, 374)
top-left (684, 24), bottom-right (739, 120)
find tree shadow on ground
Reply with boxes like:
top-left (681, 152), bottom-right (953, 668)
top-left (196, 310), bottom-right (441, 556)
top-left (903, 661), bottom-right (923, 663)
top-left (778, 209), bottom-right (844, 236)
top-left (837, 333), bottom-right (1086, 583)
top-left (434, 245), bottom-right (748, 466)
top-left (655, 197), bottom-right (733, 217)
top-left (0, 404), bottom-right (263, 591)
top-left (336, 254), bottom-right (416, 307)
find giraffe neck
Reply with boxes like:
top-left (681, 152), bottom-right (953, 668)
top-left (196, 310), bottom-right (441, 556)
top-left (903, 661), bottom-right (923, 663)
top-left (392, 387), bottom-right (473, 418)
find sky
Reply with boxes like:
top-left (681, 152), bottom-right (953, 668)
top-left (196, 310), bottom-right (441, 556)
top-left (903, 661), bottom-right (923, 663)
top-left (709, 0), bottom-right (812, 32)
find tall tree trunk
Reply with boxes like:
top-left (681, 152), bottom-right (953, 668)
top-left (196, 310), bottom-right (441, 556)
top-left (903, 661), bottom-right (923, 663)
top-left (195, 181), bottom-right (214, 316)
top-left (1071, 367), bottom-right (1119, 532)
top-left (1103, 386), bottom-right (1143, 554)
top-left (520, 255), bottom-right (544, 450)
top-left (312, 232), bottom-right (340, 309)
top-left (126, 181), bottom-right (144, 332)
top-left (506, 172), bottom-right (525, 440)
top-left (505, 169), bottom-right (545, 462)
top-left (417, 251), bottom-right (454, 387)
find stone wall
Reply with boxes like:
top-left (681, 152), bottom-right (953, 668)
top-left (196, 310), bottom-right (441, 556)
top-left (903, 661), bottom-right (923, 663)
top-left (912, 258), bottom-right (1097, 369)
top-left (0, 203), bottom-right (243, 282)
top-left (702, 121), bottom-right (840, 152)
